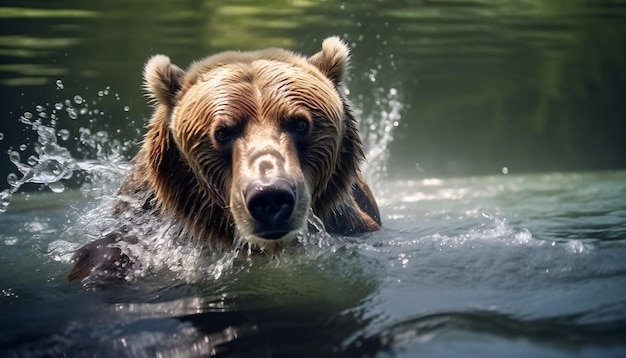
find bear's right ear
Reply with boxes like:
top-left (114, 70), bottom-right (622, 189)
top-left (143, 55), bottom-right (185, 108)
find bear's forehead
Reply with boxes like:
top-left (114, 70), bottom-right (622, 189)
top-left (197, 59), bottom-right (327, 89)
top-left (178, 59), bottom-right (342, 120)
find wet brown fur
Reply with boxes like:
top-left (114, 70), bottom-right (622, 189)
top-left (69, 37), bottom-right (380, 282)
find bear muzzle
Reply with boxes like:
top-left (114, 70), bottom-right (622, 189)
top-left (244, 178), bottom-right (300, 240)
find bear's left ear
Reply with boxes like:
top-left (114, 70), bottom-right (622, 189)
top-left (143, 55), bottom-right (185, 108)
top-left (307, 36), bottom-right (350, 86)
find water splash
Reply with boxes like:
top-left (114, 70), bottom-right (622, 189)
top-left (359, 87), bottom-right (402, 188)
top-left (1, 123), bottom-right (77, 212)
top-left (297, 208), bottom-right (334, 250)
top-left (1, 83), bottom-right (133, 213)
top-left (60, 196), bottom-right (354, 285)
top-left (3, 81), bottom-right (401, 283)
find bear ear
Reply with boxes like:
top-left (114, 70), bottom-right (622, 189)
top-left (307, 36), bottom-right (350, 86)
top-left (143, 55), bottom-right (185, 108)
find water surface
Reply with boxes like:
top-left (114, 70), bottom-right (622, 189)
top-left (1, 168), bottom-right (626, 357)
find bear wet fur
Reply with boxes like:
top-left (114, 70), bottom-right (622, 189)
top-left (69, 37), bottom-right (380, 282)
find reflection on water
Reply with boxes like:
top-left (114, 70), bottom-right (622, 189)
top-left (0, 6), bottom-right (94, 86)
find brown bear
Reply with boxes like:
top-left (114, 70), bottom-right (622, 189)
top-left (69, 36), bottom-right (381, 282)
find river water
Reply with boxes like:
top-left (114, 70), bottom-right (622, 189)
top-left (1, 163), bottom-right (626, 357)
top-left (1, 0), bottom-right (626, 357)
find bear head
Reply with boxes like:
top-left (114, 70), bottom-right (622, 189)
top-left (140, 37), bottom-right (367, 252)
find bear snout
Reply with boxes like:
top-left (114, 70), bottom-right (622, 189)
top-left (244, 178), bottom-right (297, 240)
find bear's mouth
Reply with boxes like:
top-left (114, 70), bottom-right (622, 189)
top-left (255, 230), bottom-right (295, 241)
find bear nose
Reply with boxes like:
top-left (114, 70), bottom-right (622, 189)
top-left (245, 179), bottom-right (296, 239)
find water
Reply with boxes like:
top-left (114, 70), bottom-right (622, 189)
top-left (2, 0), bottom-right (626, 356)
top-left (1, 92), bottom-right (625, 356)
top-left (2, 166), bottom-right (626, 357)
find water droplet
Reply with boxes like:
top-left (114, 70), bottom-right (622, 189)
top-left (27, 155), bottom-right (38, 165)
top-left (57, 129), bottom-right (70, 141)
top-left (48, 181), bottom-right (65, 193)
top-left (19, 144), bottom-right (27, 151)
top-left (35, 105), bottom-right (45, 112)
top-left (67, 108), bottom-right (78, 120)
top-left (23, 112), bottom-right (33, 119)
top-left (502, 167), bottom-right (509, 175)
top-left (6, 173), bottom-right (18, 186)
top-left (0, 133), bottom-right (3, 141)
top-left (52, 165), bottom-right (62, 176)
top-left (123, 106), bottom-right (130, 112)
top-left (8, 150), bottom-right (20, 164)
top-left (55, 79), bottom-right (64, 89)
top-left (80, 108), bottom-right (88, 115)
top-left (38, 112), bottom-right (47, 119)
top-left (55, 102), bottom-right (63, 111)
top-left (97, 91), bottom-right (104, 97)
top-left (74, 95), bottom-right (84, 104)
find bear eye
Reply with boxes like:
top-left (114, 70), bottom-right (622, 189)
top-left (214, 127), bottom-right (235, 144)
top-left (287, 116), bottom-right (310, 135)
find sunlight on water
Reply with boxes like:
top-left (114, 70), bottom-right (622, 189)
top-left (365, 212), bottom-right (539, 254)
